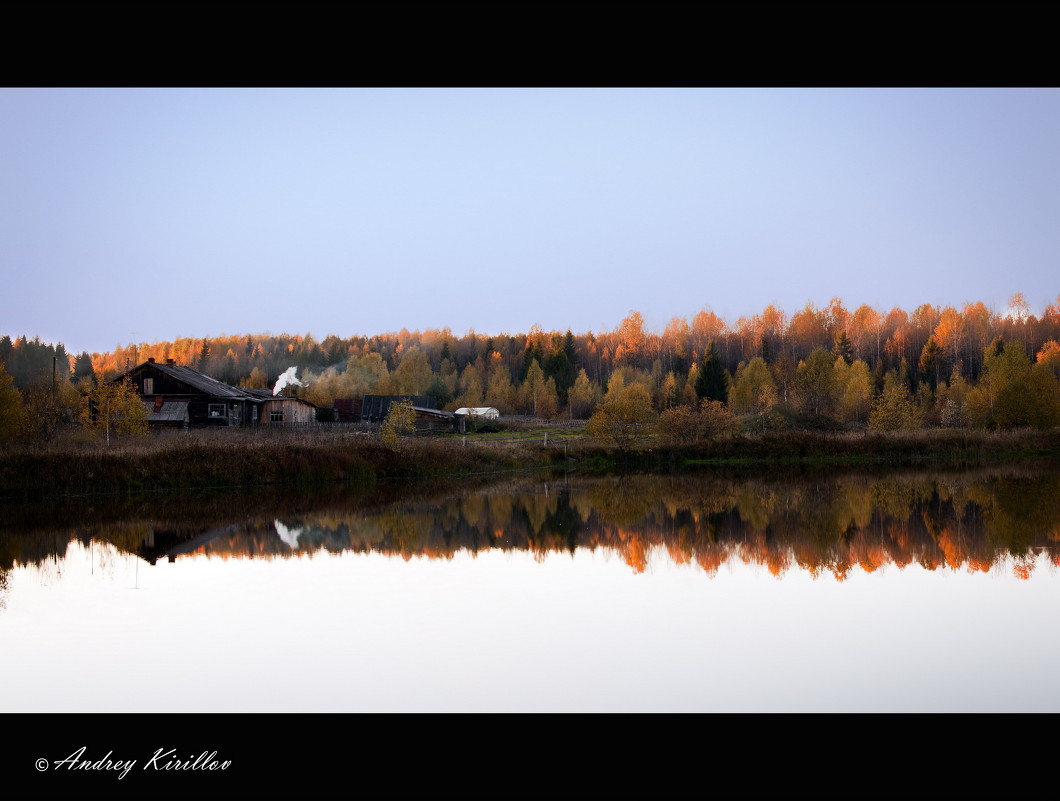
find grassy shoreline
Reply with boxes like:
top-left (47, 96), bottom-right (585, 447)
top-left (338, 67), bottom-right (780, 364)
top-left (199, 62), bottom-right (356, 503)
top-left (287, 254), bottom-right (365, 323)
top-left (581, 428), bottom-right (1060, 472)
top-left (2, 427), bottom-right (1059, 500)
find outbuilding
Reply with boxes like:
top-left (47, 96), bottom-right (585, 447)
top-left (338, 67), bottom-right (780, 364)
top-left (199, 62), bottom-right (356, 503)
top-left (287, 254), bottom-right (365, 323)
top-left (244, 389), bottom-right (318, 425)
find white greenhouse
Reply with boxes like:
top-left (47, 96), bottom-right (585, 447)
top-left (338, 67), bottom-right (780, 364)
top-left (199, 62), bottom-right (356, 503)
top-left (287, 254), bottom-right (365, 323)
top-left (454, 407), bottom-right (500, 420)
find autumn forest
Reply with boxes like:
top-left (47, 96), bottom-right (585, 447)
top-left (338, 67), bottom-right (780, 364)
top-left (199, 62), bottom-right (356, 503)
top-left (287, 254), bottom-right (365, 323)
top-left (2, 293), bottom-right (1060, 444)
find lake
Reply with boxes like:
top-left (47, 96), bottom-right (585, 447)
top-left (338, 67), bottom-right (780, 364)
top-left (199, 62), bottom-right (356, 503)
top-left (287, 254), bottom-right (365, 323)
top-left (3, 464), bottom-right (1059, 714)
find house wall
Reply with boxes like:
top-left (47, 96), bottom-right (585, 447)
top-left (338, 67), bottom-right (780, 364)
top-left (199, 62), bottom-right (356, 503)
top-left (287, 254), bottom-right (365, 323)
top-left (187, 399), bottom-right (249, 426)
top-left (261, 398), bottom-right (316, 425)
top-left (333, 398), bottom-right (362, 421)
top-left (131, 365), bottom-right (193, 397)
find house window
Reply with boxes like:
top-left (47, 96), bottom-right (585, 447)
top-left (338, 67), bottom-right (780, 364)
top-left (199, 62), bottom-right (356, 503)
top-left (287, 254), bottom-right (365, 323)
top-left (270, 410), bottom-right (284, 423)
top-left (143, 378), bottom-right (154, 394)
top-left (209, 403), bottom-right (226, 418)
top-left (252, 406), bottom-right (259, 423)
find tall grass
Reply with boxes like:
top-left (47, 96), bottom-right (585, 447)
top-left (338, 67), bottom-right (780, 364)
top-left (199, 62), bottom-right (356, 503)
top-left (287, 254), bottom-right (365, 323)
top-left (3, 425), bottom-right (1057, 499)
top-left (0, 426), bottom-right (560, 499)
top-left (570, 427), bottom-right (1060, 470)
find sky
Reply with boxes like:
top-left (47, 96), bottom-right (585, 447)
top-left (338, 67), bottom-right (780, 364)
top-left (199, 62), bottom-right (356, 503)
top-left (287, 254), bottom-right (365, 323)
top-left (1, 87), bottom-right (1057, 356)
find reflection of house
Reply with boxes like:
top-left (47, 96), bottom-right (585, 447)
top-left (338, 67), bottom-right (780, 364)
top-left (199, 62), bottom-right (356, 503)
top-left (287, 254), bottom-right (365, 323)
top-left (137, 523), bottom-right (241, 565)
top-left (114, 359), bottom-right (315, 428)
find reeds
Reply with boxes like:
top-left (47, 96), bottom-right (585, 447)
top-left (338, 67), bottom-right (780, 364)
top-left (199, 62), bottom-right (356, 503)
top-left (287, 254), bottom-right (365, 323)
top-left (2, 425), bottom-right (1056, 500)
top-left (0, 426), bottom-right (555, 499)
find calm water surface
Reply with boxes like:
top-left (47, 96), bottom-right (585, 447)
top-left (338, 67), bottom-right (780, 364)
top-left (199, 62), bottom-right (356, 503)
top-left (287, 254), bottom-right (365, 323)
top-left (2, 465), bottom-right (1058, 712)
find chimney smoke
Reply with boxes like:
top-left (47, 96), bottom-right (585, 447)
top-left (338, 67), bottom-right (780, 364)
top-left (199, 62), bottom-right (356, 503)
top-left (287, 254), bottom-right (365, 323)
top-left (273, 366), bottom-right (305, 396)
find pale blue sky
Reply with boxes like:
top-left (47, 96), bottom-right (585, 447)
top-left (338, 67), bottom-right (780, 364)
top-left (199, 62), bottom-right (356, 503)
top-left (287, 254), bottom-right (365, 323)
top-left (2, 87), bottom-right (1057, 355)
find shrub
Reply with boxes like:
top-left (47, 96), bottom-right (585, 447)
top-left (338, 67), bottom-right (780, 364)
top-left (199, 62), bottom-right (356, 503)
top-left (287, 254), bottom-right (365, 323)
top-left (868, 374), bottom-right (923, 431)
top-left (657, 399), bottom-right (736, 444)
top-left (586, 383), bottom-right (656, 449)
top-left (380, 400), bottom-right (417, 447)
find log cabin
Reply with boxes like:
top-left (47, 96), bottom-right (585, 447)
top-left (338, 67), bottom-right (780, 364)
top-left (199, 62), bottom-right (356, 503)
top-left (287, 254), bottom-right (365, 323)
top-left (114, 358), bottom-right (316, 428)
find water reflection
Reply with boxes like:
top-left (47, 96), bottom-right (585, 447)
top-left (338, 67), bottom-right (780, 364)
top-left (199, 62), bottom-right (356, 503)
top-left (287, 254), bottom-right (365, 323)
top-left (2, 464), bottom-right (1058, 594)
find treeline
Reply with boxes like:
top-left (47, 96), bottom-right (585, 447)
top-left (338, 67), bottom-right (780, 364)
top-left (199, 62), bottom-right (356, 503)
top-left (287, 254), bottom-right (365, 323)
top-left (0, 335), bottom-right (87, 444)
top-left (2, 294), bottom-right (1060, 446)
top-left (0, 335), bottom-right (95, 391)
top-left (93, 294), bottom-right (1060, 427)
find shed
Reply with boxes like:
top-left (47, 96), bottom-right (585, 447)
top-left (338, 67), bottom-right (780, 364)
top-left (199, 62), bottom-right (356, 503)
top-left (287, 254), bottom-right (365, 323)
top-left (410, 406), bottom-right (458, 432)
top-left (360, 395), bottom-right (435, 422)
top-left (332, 398), bottom-right (362, 422)
top-left (261, 396), bottom-right (317, 425)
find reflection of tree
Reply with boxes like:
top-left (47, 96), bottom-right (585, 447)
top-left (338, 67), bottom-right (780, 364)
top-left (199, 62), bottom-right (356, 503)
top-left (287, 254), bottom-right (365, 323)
top-left (735, 484), bottom-right (775, 531)
top-left (623, 537), bottom-right (651, 573)
top-left (5, 467), bottom-right (1060, 583)
top-left (587, 476), bottom-right (668, 529)
top-left (986, 475), bottom-right (1060, 558)
top-left (1012, 556), bottom-right (1037, 580)
top-left (543, 496), bottom-right (583, 555)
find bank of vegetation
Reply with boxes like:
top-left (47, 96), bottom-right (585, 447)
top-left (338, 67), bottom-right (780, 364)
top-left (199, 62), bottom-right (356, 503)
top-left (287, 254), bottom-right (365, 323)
top-left (0, 429), bottom-right (548, 499)
top-left (1, 419), bottom-right (1058, 501)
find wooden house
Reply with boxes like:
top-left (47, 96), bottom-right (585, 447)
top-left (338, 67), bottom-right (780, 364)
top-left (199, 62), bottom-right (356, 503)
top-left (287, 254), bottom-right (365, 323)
top-left (116, 359), bottom-right (313, 428)
top-left (116, 358), bottom-right (260, 427)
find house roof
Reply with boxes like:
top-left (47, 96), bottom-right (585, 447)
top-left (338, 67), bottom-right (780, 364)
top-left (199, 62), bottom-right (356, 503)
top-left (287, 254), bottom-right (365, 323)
top-left (147, 362), bottom-right (251, 399)
top-left (119, 361), bottom-right (260, 401)
top-left (117, 361), bottom-right (318, 407)
top-left (143, 399), bottom-right (190, 422)
top-left (246, 388), bottom-right (316, 406)
top-left (412, 406), bottom-right (454, 420)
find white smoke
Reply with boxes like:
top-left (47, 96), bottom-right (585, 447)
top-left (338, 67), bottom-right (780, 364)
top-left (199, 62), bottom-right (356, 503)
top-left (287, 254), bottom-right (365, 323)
top-left (274, 520), bottom-right (303, 548)
top-left (273, 366), bottom-right (304, 396)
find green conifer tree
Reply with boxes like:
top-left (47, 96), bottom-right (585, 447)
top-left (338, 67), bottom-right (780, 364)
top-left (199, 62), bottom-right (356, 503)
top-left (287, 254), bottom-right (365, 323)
top-left (694, 341), bottom-right (728, 403)
top-left (832, 331), bottom-right (854, 365)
